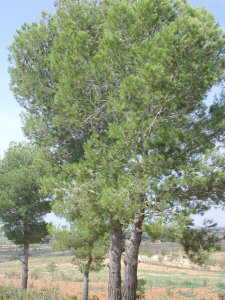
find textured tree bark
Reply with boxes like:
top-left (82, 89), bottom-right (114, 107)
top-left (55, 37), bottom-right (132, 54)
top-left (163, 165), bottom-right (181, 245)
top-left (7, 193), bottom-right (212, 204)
top-left (21, 243), bottom-right (29, 289)
top-left (122, 213), bottom-right (144, 300)
top-left (108, 223), bottom-right (124, 300)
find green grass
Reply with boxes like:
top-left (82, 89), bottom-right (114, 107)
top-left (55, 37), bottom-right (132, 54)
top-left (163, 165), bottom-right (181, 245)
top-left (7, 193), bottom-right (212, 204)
top-left (178, 289), bottom-right (196, 298)
top-left (0, 286), bottom-right (77, 300)
top-left (217, 290), bottom-right (225, 300)
top-left (1, 243), bottom-right (225, 299)
top-left (217, 282), bottom-right (225, 290)
top-left (143, 274), bottom-right (220, 289)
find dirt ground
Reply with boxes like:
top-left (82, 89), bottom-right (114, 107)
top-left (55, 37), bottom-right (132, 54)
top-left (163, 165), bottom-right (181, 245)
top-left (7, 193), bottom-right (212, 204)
top-left (0, 260), bottom-right (224, 300)
top-left (1, 246), bottom-right (225, 299)
top-left (0, 276), bottom-right (222, 299)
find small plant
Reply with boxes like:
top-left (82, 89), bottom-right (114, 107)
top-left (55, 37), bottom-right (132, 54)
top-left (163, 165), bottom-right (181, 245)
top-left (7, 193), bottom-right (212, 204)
top-left (4, 271), bottom-right (19, 279)
top-left (218, 291), bottom-right (225, 300)
top-left (158, 254), bottom-right (164, 263)
top-left (46, 262), bottom-right (58, 280)
top-left (161, 249), bottom-right (168, 257)
top-left (30, 269), bottom-right (40, 280)
top-left (147, 250), bottom-right (154, 258)
top-left (137, 279), bottom-right (146, 299)
top-left (217, 282), bottom-right (225, 290)
top-left (58, 271), bottom-right (73, 281)
top-left (89, 296), bottom-right (99, 300)
top-left (0, 285), bottom-right (73, 299)
top-left (178, 289), bottom-right (196, 297)
top-left (180, 220), bottom-right (221, 266)
top-left (51, 224), bottom-right (108, 300)
top-left (202, 279), bottom-right (209, 287)
top-left (171, 252), bottom-right (180, 262)
top-left (165, 288), bottom-right (176, 298)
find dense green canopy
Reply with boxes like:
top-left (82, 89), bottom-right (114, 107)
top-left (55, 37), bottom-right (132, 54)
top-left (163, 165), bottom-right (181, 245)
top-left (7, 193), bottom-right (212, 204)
top-left (8, 1), bottom-right (225, 297)
top-left (0, 143), bottom-right (52, 245)
top-left (9, 0), bottom-right (225, 219)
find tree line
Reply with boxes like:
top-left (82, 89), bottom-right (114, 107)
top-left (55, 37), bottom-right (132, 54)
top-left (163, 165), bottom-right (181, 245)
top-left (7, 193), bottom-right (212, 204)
top-left (0, 0), bottom-right (225, 299)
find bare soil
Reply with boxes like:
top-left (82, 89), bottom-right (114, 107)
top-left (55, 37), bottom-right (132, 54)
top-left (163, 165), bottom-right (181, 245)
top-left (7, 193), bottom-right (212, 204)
top-left (0, 260), bottom-right (224, 299)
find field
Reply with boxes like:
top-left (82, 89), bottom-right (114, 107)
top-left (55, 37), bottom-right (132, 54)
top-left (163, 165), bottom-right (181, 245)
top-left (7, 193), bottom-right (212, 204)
top-left (0, 242), bottom-right (225, 299)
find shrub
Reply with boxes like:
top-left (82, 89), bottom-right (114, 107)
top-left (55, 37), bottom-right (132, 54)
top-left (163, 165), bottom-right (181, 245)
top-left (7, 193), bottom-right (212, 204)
top-left (137, 279), bottom-right (146, 300)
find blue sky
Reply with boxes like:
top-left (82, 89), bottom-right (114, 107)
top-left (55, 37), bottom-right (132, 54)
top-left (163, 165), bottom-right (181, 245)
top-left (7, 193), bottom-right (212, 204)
top-left (1, 0), bottom-right (225, 226)
top-left (1, 1), bottom-right (55, 158)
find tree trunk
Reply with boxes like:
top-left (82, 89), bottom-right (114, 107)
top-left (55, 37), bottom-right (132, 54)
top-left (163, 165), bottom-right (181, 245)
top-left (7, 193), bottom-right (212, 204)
top-left (83, 269), bottom-right (90, 300)
top-left (122, 213), bottom-right (144, 300)
top-left (21, 243), bottom-right (29, 289)
top-left (108, 223), bottom-right (124, 300)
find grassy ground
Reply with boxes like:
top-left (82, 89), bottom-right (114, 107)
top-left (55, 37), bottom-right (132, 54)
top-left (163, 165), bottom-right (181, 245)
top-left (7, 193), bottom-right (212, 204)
top-left (0, 286), bottom-right (74, 300)
top-left (1, 244), bottom-right (225, 299)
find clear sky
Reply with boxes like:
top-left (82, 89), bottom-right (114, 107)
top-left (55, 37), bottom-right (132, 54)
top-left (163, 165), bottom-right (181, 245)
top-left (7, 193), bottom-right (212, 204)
top-left (1, 1), bottom-right (55, 159)
top-left (1, 0), bottom-right (225, 226)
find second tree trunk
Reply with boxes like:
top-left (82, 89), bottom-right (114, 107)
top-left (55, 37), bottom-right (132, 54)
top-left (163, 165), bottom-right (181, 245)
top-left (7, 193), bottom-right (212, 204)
top-left (108, 223), bottom-right (124, 300)
top-left (21, 243), bottom-right (29, 289)
top-left (82, 257), bottom-right (92, 300)
top-left (83, 269), bottom-right (90, 300)
top-left (123, 213), bottom-right (144, 300)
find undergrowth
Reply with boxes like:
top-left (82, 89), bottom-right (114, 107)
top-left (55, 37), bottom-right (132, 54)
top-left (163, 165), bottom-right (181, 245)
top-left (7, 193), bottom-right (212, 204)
top-left (0, 286), bottom-right (77, 300)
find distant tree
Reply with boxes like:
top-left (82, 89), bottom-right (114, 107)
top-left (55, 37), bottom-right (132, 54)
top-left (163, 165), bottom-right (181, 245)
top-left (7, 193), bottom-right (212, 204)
top-left (51, 223), bottom-right (108, 300)
top-left (0, 142), bottom-right (52, 289)
top-left (145, 216), bottom-right (222, 266)
top-left (179, 220), bottom-right (221, 266)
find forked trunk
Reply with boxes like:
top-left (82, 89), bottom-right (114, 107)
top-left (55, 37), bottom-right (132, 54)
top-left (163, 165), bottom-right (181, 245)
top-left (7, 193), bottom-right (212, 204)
top-left (122, 213), bottom-right (144, 300)
top-left (108, 223), bottom-right (123, 300)
top-left (21, 243), bottom-right (29, 289)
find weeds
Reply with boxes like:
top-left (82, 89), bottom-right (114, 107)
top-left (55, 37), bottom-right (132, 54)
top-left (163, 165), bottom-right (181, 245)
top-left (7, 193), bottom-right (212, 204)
top-left (217, 282), bottom-right (225, 290)
top-left (137, 279), bottom-right (146, 299)
top-left (0, 286), bottom-right (75, 300)
top-left (178, 289), bottom-right (196, 297)
top-left (46, 262), bottom-right (58, 280)
top-left (144, 275), bottom-right (211, 289)
top-left (4, 271), bottom-right (19, 279)
top-left (218, 290), bottom-right (225, 300)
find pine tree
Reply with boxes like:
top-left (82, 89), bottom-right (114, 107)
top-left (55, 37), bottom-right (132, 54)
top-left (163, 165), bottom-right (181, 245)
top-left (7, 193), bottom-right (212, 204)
top-left (51, 222), bottom-right (108, 300)
top-left (8, 0), bottom-right (225, 298)
top-left (0, 142), bottom-right (52, 289)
